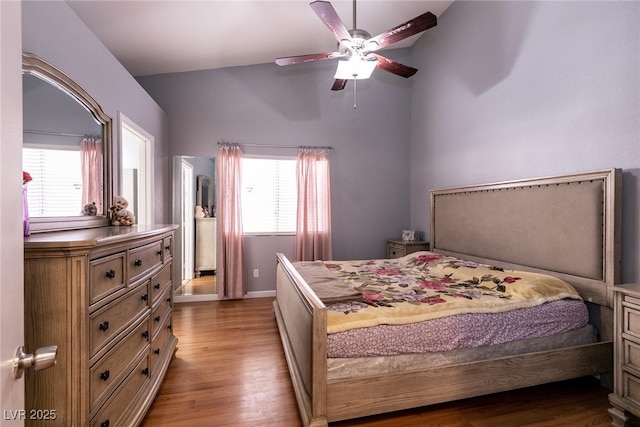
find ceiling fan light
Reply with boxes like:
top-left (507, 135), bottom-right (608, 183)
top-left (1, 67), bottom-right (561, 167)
top-left (334, 57), bottom-right (378, 80)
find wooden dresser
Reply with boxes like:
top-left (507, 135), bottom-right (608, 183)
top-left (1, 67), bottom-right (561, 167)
top-left (609, 283), bottom-right (640, 426)
top-left (194, 217), bottom-right (216, 277)
top-left (24, 225), bottom-right (178, 426)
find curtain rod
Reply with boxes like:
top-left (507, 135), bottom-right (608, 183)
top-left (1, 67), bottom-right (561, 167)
top-left (24, 129), bottom-right (98, 138)
top-left (217, 141), bottom-right (334, 150)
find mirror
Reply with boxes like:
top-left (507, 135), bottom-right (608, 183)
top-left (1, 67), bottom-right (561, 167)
top-left (22, 52), bottom-right (112, 233)
top-left (173, 156), bottom-right (217, 302)
top-left (196, 175), bottom-right (213, 217)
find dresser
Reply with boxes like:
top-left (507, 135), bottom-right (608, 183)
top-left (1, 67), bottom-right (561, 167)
top-left (386, 239), bottom-right (430, 259)
top-left (195, 217), bottom-right (216, 277)
top-left (24, 225), bottom-right (178, 427)
top-left (609, 284), bottom-right (640, 426)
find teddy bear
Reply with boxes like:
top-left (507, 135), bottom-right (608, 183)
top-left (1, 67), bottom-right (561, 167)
top-left (110, 196), bottom-right (135, 226)
top-left (194, 205), bottom-right (206, 218)
top-left (80, 202), bottom-right (97, 216)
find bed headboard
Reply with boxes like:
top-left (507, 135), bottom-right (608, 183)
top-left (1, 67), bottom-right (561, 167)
top-left (430, 169), bottom-right (621, 307)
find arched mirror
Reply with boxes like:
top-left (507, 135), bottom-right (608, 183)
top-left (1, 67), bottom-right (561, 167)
top-left (22, 52), bottom-right (112, 233)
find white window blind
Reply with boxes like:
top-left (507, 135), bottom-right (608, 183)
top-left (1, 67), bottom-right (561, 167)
top-left (242, 157), bottom-right (297, 234)
top-left (23, 147), bottom-right (83, 217)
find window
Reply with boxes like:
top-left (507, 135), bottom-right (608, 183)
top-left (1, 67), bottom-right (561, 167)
top-left (242, 157), bottom-right (296, 234)
top-left (23, 146), bottom-right (83, 217)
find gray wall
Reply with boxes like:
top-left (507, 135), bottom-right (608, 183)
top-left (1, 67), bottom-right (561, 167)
top-left (409, 1), bottom-right (640, 282)
top-left (138, 50), bottom-right (414, 292)
top-left (22, 1), bottom-right (171, 224)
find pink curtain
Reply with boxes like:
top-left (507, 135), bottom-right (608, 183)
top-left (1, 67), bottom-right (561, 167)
top-left (216, 144), bottom-right (247, 299)
top-left (80, 137), bottom-right (103, 213)
top-left (295, 148), bottom-right (332, 261)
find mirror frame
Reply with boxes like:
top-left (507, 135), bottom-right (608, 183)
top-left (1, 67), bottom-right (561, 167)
top-left (23, 52), bottom-right (113, 233)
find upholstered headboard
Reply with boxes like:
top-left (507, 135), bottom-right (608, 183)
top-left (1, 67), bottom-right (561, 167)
top-left (430, 169), bottom-right (621, 307)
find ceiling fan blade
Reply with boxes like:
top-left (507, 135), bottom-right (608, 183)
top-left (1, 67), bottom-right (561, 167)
top-left (275, 51), bottom-right (344, 66)
top-left (310, 1), bottom-right (352, 43)
top-left (368, 11), bottom-right (437, 51)
top-left (372, 54), bottom-right (418, 78)
top-left (331, 79), bottom-right (348, 91)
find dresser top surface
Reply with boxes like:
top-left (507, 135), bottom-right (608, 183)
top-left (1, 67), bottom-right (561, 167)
top-left (24, 224), bottom-right (178, 249)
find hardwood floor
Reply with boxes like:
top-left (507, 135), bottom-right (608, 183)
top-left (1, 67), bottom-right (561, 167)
top-left (142, 298), bottom-right (614, 427)
top-left (175, 273), bottom-right (216, 296)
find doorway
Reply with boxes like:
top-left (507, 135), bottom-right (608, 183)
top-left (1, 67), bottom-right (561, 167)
top-left (120, 113), bottom-right (152, 225)
top-left (172, 155), bottom-right (217, 302)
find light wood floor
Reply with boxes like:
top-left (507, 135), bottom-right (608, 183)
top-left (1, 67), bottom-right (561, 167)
top-left (175, 274), bottom-right (216, 296)
top-left (142, 298), bottom-right (615, 427)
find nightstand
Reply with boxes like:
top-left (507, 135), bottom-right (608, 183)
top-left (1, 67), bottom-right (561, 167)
top-left (609, 283), bottom-right (640, 426)
top-left (387, 240), bottom-right (430, 259)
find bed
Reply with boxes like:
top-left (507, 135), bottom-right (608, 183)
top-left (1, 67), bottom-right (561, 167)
top-left (274, 168), bottom-right (621, 426)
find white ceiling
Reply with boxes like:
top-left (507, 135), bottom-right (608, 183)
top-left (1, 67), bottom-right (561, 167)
top-left (66, 0), bottom-right (454, 77)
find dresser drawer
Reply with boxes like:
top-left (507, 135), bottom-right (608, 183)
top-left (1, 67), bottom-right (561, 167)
top-left (90, 317), bottom-right (150, 412)
top-left (163, 235), bottom-right (173, 262)
top-left (90, 354), bottom-right (150, 427)
top-left (129, 240), bottom-right (163, 284)
top-left (90, 283), bottom-right (150, 357)
top-left (90, 252), bottom-right (126, 305)
top-left (150, 263), bottom-right (172, 305)
top-left (150, 313), bottom-right (172, 374)
top-left (151, 287), bottom-right (172, 339)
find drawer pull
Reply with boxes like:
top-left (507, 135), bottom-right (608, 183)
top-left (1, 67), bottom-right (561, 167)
top-left (165, 245), bottom-right (171, 251)
top-left (99, 321), bottom-right (109, 332)
top-left (157, 250), bottom-right (163, 256)
top-left (141, 331), bottom-right (149, 339)
top-left (105, 269), bottom-right (116, 279)
top-left (154, 283), bottom-right (161, 290)
top-left (141, 294), bottom-right (148, 301)
top-left (100, 370), bottom-right (110, 381)
top-left (154, 348), bottom-right (160, 355)
top-left (100, 420), bottom-right (110, 427)
top-left (141, 367), bottom-right (149, 377)
top-left (167, 324), bottom-right (172, 331)
top-left (154, 316), bottom-right (161, 322)
top-left (134, 259), bottom-right (142, 267)
top-left (166, 298), bottom-right (171, 303)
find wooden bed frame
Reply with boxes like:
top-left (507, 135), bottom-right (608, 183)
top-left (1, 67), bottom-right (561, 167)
top-left (274, 168), bottom-right (621, 426)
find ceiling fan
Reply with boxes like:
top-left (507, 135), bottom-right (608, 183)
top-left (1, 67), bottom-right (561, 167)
top-left (275, 0), bottom-right (437, 91)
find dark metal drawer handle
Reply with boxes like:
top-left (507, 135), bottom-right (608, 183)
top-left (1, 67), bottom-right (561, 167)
top-left (100, 370), bottom-right (110, 381)
top-left (166, 298), bottom-right (171, 303)
top-left (99, 321), bottom-right (109, 332)
top-left (154, 283), bottom-right (161, 290)
top-left (134, 259), bottom-right (142, 267)
top-left (100, 420), bottom-right (110, 427)
top-left (154, 316), bottom-right (161, 322)
top-left (165, 245), bottom-right (171, 251)
top-left (141, 367), bottom-right (149, 377)
top-left (156, 250), bottom-right (163, 256)
top-left (105, 269), bottom-right (116, 279)
top-left (141, 294), bottom-right (148, 301)
top-left (141, 331), bottom-right (149, 339)
top-left (167, 324), bottom-right (172, 331)
top-left (154, 348), bottom-right (160, 355)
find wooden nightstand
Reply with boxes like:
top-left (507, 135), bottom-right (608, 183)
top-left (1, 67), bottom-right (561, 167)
top-left (609, 283), bottom-right (640, 426)
top-left (387, 240), bottom-right (430, 259)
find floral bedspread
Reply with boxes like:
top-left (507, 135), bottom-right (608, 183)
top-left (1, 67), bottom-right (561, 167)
top-left (318, 251), bottom-right (582, 334)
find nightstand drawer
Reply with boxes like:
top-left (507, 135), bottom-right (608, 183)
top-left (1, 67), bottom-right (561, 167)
top-left (387, 242), bottom-right (406, 258)
top-left (624, 302), bottom-right (640, 340)
top-left (625, 340), bottom-right (640, 373)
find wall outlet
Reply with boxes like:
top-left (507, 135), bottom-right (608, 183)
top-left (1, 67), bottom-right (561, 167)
top-left (253, 269), bottom-right (259, 278)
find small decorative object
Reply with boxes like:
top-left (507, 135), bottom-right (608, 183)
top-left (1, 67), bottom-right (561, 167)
top-left (80, 202), bottom-right (97, 216)
top-left (23, 171), bottom-right (32, 237)
top-left (402, 230), bottom-right (418, 241)
top-left (109, 196), bottom-right (135, 226)
top-left (194, 205), bottom-right (205, 218)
